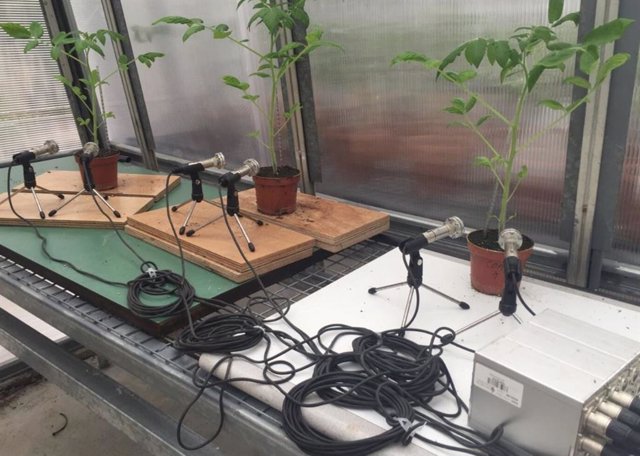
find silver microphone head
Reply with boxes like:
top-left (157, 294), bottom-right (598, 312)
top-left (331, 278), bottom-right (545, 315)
top-left (241, 158), bottom-right (260, 177)
top-left (499, 228), bottom-right (523, 258)
top-left (424, 216), bottom-right (465, 244)
top-left (193, 153), bottom-right (225, 170)
top-left (31, 140), bottom-right (59, 157)
top-left (82, 142), bottom-right (100, 158)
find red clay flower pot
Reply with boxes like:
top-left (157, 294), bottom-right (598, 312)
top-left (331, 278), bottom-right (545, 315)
top-left (467, 229), bottom-right (534, 295)
top-left (75, 152), bottom-right (119, 191)
top-left (252, 166), bottom-right (300, 215)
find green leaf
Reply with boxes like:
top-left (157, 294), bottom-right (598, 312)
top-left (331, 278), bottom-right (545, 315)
top-left (153, 16), bottom-right (195, 26)
top-left (527, 65), bottom-right (545, 91)
top-left (517, 165), bottom-right (528, 180)
top-left (464, 38), bottom-right (487, 68)
top-left (391, 51), bottom-right (426, 65)
top-left (474, 156), bottom-right (492, 168)
top-left (117, 53), bottom-right (130, 70)
top-left (486, 40), bottom-right (496, 65)
top-left (564, 76), bottom-right (590, 89)
top-left (262, 7), bottom-right (285, 35)
top-left (539, 99), bottom-right (564, 110)
top-left (29, 22), bottom-right (43, 39)
top-left (96, 30), bottom-right (107, 45)
top-left (137, 52), bottom-right (164, 68)
top-left (548, 0), bottom-right (564, 23)
top-left (552, 12), bottom-right (580, 28)
top-left (596, 53), bottom-right (630, 84)
top-left (250, 71), bottom-right (270, 78)
top-left (476, 115), bottom-right (492, 126)
top-left (0, 23), bottom-right (31, 39)
top-left (291, 8), bottom-right (309, 28)
top-left (50, 46), bottom-right (60, 60)
top-left (451, 98), bottom-right (466, 111)
top-left (493, 40), bottom-right (511, 68)
top-left (437, 42), bottom-right (469, 77)
top-left (52, 32), bottom-right (66, 45)
top-left (444, 106), bottom-right (464, 115)
top-left (537, 48), bottom-right (576, 68)
top-left (465, 96), bottom-right (477, 112)
top-left (579, 47), bottom-right (598, 74)
top-left (222, 75), bottom-right (250, 91)
top-left (583, 18), bottom-right (634, 46)
top-left (246, 130), bottom-right (261, 138)
top-left (23, 39), bottom-right (39, 53)
top-left (457, 69), bottom-right (477, 83)
top-left (183, 24), bottom-right (205, 41)
top-left (53, 74), bottom-right (72, 87)
top-left (212, 24), bottom-right (231, 39)
top-left (87, 41), bottom-right (105, 57)
top-left (242, 94), bottom-right (260, 101)
top-left (546, 41), bottom-right (574, 51)
top-left (103, 111), bottom-right (115, 119)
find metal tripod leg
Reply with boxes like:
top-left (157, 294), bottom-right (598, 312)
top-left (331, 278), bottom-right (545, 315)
top-left (185, 213), bottom-right (223, 237)
top-left (49, 189), bottom-right (84, 217)
top-left (368, 282), bottom-right (406, 294)
top-left (420, 284), bottom-right (470, 309)
top-left (178, 200), bottom-right (198, 235)
top-left (35, 185), bottom-right (64, 199)
top-left (234, 214), bottom-right (256, 252)
top-left (400, 288), bottom-right (415, 328)
top-left (91, 189), bottom-right (121, 218)
top-left (455, 310), bottom-right (522, 337)
top-left (30, 188), bottom-right (45, 219)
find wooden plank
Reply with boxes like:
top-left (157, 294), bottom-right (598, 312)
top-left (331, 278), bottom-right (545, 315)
top-left (213, 189), bottom-right (390, 252)
top-left (127, 204), bottom-right (315, 274)
top-left (125, 226), bottom-right (314, 282)
top-left (0, 192), bottom-right (153, 229)
top-left (14, 170), bottom-right (181, 201)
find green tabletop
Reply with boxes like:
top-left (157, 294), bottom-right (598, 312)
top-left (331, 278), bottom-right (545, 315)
top-left (0, 156), bottom-right (238, 332)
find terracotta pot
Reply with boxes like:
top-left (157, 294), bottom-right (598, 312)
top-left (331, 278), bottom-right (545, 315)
top-left (467, 229), bottom-right (534, 295)
top-left (252, 167), bottom-right (301, 215)
top-left (75, 152), bottom-right (119, 191)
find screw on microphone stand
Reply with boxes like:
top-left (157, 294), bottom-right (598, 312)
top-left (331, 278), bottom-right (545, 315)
top-left (48, 146), bottom-right (121, 218)
top-left (1, 149), bottom-right (65, 219)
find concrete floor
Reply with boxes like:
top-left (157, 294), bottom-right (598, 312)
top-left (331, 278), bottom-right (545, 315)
top-left (0, 366), bottom-right (153, 456)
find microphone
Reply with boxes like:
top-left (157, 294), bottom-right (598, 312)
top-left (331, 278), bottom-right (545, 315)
top-left (498, 228), bottom-right (523, 316)
top-left (12, 140), bottom-right (59, 164)
top-left (172, 153), bottom-right (225, 174)
top-left (81, 142), bottom-right (99, 160)
top-left (219, 159), bottom-right (260, 188)
top-left (401, 216), bottom-right (464, 254)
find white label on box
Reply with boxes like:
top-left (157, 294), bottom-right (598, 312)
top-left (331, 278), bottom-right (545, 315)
top-left (473, 363), bottom-right (524, 408)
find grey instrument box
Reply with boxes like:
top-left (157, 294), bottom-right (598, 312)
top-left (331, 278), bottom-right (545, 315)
top-left (469, 309), bottom-right (640, 456)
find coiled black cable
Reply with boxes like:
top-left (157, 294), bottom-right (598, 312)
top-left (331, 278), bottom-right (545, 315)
top-left (174, 313), bottom-right (264, 353)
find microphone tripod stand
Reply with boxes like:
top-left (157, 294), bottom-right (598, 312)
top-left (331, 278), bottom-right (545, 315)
top-left (1, 152), bottom-right (66, 219)
top-left (171, 170), bottom-right (262, 251)
top-left (48, 156), bottom-right (121, 218)
top-left (368, 243), bottom-right (471, 328)
top-left (454, 256), bottom-right (525, 337)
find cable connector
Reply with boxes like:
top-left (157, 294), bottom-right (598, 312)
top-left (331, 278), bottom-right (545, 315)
top-left (586, 411), bottom-right (640, 448)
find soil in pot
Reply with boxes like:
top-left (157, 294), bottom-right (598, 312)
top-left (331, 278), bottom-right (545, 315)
top-left (75, 152), bottom-right (120, 191)
top-left (467, 229), bottom-right (534, 296)
top-left (253, 165), bottom-right (300, 216)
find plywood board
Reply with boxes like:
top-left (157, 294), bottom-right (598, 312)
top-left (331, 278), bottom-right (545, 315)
top-left (15, 170), bottom-right (180, 200)
top-left (0, 191), bottom-right (153, 228)
top-left (127, 204), bottom-right (315, 277)
top-left (125, 226), bottom-right (314, 282)
top-left (213, 189), bottom-right (390, 252)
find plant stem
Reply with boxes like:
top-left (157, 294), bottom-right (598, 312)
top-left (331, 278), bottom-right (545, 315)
top-left (499, 73), bottom-right (528, 232)
top-left (268, 32), bottom-right (278, 173)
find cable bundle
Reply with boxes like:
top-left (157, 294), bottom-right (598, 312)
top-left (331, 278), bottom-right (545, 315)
top-left (174, 313), bottom-right (264, 353)
top-left (127, 269), bottom-right (195, 318)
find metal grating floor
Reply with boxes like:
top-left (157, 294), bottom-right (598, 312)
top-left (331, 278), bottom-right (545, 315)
top-left (0, 237), bottom-right (394, 431)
